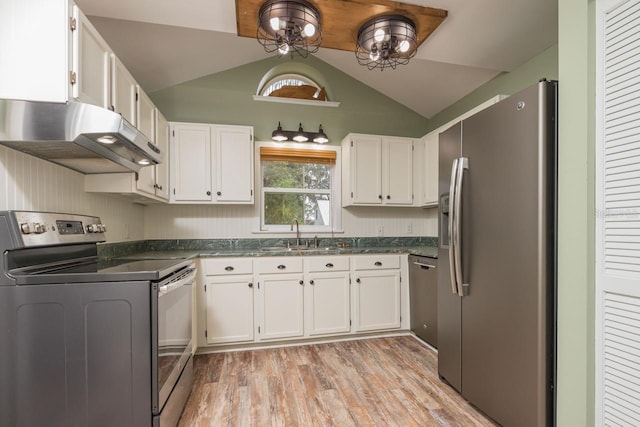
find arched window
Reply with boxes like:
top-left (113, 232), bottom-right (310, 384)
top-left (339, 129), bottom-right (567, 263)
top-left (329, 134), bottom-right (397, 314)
top-left (260, 73), bottom-right (327, 101)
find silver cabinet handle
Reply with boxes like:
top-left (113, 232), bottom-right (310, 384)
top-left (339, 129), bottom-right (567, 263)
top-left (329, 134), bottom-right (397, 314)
top-left (453, 157), bottom-right (468, 297)
top-left (448, 158), bottom-right (459, 296)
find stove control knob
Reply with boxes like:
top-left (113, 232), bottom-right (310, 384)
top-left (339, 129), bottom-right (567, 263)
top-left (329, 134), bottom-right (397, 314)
top-left (98, 224), bottom-right (107, 233)
top-left (20, 223), bottom-right (31, 234)
top-left (33, 223), bottom-right (46, 234)
top-left (87, 224), bottom-right (99, 233)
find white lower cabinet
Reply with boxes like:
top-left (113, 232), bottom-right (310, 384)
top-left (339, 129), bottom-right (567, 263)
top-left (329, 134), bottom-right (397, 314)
top-left (205, 275), bottom-right (254, 344)
top-left (305, 257), bottom-right (351, 336)
top-left (352, 255), bottom-right (402, 332)
top-left (202, 258), bottom-right (254, 345)
top-left (200, 254), bottom-right (403, 349)
top-left (254, 257), bottom-right (304, 341)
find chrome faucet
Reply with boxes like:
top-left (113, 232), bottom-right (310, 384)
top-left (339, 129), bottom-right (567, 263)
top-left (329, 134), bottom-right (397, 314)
top-left (291, 218), bottom-right (301, 247)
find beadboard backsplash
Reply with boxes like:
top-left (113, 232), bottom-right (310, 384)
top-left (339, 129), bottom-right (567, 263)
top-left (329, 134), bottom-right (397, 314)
top-left (1, 145), bottom-right (437, 241)
top-left (143, 204), bottom-right (437, 239)
top-left (0, 146), bottom-right (144, 242)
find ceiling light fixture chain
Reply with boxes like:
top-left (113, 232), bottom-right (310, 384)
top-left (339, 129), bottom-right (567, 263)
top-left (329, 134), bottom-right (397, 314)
top-left (355, 15), bottom-right (418, 70)
top-left (257, 0), bottom-right (322, 58)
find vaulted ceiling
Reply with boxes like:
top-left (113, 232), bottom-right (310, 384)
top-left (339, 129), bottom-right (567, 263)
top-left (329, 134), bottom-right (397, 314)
top-left (75, 0), bottom-right (558, 119)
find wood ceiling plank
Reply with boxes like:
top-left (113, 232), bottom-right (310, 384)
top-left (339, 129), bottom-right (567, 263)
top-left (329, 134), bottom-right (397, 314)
top-left (235, 0), bottom-right (447, 53)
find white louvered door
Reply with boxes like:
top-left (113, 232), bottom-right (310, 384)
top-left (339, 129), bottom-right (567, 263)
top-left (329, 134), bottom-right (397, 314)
top-left (596, 0), bottom-right (640, 424)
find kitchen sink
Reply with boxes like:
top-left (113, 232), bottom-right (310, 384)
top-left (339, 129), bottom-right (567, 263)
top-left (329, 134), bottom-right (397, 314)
top-left (260, 246), bottom-right (339, 252)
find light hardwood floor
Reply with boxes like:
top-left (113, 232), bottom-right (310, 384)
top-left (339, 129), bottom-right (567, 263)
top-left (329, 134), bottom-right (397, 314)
top-left (178, 336), bottom-right (497, 426)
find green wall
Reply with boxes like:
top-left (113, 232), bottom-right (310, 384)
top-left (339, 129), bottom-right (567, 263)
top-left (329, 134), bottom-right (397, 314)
top-left (557, 0), bottom-right (595, 425)
top-left (426, 44), bottom-right (559, 132)
top-left (150, 55), bottom-right (430, 143)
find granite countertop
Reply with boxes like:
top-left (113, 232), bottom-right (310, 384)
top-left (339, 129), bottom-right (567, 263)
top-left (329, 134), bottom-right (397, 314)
top-left (102, 237), bottom-right (438, 261)
top-left (116, 245), bottom-right (437, 260)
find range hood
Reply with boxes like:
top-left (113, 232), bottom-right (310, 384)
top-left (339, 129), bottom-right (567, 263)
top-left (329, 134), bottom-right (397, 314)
top-left (0, 99), bottom-right (163, 174)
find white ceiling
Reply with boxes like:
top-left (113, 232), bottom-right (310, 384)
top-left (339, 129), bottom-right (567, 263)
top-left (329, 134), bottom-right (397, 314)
top-left (76, 0), bottom-right (558, 119)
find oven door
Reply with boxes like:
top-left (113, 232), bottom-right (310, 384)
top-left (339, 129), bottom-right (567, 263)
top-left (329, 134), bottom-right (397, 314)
top-left (152, 265), bottom-right (196, 415)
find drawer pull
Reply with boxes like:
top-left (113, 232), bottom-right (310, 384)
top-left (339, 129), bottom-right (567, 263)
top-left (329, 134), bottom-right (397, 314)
top-left (224, 266), bottom-right (234, 271)
top-left (299, 280), bottom-right (304, 285)
top-left (325, 263), bottom-right (334, 268)
top-left (248, 282), bottom-right (253, 288)
top-left (356, 278), bottom-right (361, 283)
top-left (374, 261), bottom-right (383, 266)
top-left (277, 264), bottom-right (286, 270)
top-left (310, 280), bottom-right (315, 285)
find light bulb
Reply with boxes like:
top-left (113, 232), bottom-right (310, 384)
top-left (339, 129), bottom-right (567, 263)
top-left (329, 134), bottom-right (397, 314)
top-left (137, 158), bottom-right (151, 165)
top-left (303, 23), bottom-right (316, 38)
top-left (374, 29), bottom-right (385, 42)
top-left (278, 43), bottom-right (290, 55)
top-left (270, 17), bottom-right (280, 31)
top-left (398, 40), bottom-right (410, 53)
top-left (97, 135), bottom-right (117, 144)
top-left (369, 50), bottom-right (380, 61)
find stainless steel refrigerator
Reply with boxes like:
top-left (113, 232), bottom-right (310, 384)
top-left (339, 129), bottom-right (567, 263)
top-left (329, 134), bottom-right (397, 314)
top-left (437, 80), bottom-right (557, 427)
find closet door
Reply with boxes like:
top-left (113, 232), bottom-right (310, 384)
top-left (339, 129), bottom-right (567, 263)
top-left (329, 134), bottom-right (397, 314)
top-left (596, 0), bottom-right (640, 424)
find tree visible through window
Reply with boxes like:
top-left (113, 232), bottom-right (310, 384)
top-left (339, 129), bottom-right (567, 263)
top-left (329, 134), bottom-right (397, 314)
top-left (263, 161), bottom-right (331, 226)
top-left (258, 144), bottom-right (339, 232)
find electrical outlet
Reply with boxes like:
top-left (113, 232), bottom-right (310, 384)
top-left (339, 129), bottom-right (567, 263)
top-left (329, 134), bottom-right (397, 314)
top-left (377, 225), bottom-right (384, 237)
top-left (407, 223), bottom-right (413, 234)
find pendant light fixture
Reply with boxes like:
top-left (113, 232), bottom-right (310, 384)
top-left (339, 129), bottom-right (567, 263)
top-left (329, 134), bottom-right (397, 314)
top-left (355, 15), bottom-right (418, 70)
top-left (257, 0), bottom-right (322, 58)
top-left (270, 123), bottom-right (329, 144)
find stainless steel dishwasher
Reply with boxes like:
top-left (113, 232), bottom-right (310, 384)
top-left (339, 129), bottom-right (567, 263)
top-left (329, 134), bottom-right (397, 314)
top-left (408, 254), bottom-right (437, 347)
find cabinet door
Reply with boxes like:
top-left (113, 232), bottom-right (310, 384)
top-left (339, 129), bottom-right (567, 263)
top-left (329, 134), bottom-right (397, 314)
top-left (306, 271), bottom-right (350, 336)
top-left (154, 110), bottom-right (170, 200)
top-left (257, 274), bottom-right (304, 340)
top-left (205, 275), bottom-right (254, 344)
top-left (213, 125), bottom-right (254, 203)
top-left (136, 86), bottom-right (155, 142)
top-left (350, 135), bottom-right (383, 204)
top-left (110, 55), bottom-right (137, 125)
top-left (354, 270), bottom-right (401, 332)
top-left (134, 88), bottom-right (156, 196)
top-left (383, 137), bottom-right (413, 205)
top-left (171, 123), bottom-right (212, 202)
top-left (422, 134), bottom-right (439, 206)
top-left (73, 11), bottom-right (110, 108)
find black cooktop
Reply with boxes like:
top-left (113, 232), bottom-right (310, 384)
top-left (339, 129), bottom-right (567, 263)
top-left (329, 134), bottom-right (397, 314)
top-left (9, 258), bottom-right (192, 285)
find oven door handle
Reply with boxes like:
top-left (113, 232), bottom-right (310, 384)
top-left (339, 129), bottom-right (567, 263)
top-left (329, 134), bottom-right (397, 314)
top-left (159, 267), bottom-right (197, 295)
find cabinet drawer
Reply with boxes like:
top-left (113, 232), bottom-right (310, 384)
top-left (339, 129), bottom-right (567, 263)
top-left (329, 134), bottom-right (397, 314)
top-left (254, 257), bottom-right (303, 274)
top-left (353, 254), bottom-right (400, 270)
top-left (202, 258), bottom-right (253, 275)
top-left (305, 256), bottom-right (349, 272)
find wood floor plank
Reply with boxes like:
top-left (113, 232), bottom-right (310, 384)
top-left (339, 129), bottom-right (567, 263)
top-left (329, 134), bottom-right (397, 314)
top-left (177, 336), bottom-right (497, 427)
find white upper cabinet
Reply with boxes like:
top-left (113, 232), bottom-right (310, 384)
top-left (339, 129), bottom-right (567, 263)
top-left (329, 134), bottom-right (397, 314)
top-left (420, 132), bottom-right (439, 207)
top-left (72, 8), bottom-right (110, 109)
top-left (110, 55), bottom-right (137, 126)
top-left (170, 122), bottom-right (254, 205)
top-left (136, 87), bottom-right (155, 142)
top-left (383, 137), bottom-right (414, 205)
top-left (171, 123), bottom-right (212, 202)
top-left (342, 134), bottom-right (415, 207)
top-left (0, 0), bottom-right (73, 102)
top-left (212, 125), bottom-right (254, 203)
top-left (153, 110), bottom-right (170, 201)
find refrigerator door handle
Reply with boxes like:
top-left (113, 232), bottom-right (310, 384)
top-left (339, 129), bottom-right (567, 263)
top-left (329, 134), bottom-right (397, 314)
top-left (453, 157), bottom-right (468, 297)
top-left (448, 158), bottom-right (460, 295)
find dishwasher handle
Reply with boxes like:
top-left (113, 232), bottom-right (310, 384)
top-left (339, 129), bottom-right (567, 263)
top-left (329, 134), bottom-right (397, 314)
top-left (412, 261), bottom-right (435, 270)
